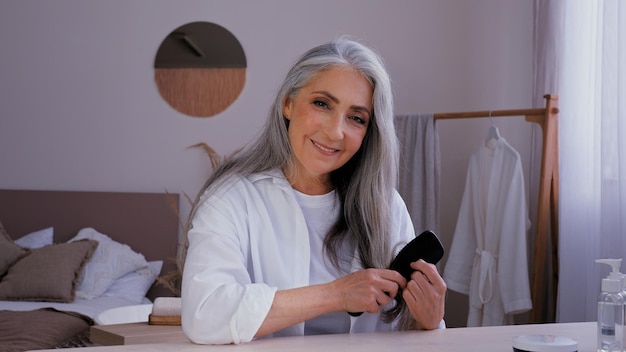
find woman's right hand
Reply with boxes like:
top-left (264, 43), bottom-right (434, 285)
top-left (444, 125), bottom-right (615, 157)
top-left (255, 268), bottom-right (407, 337)
top-left (330, 268), bottom-right (407, 315)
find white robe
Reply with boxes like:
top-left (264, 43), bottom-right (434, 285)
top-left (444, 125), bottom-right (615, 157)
top-left (443, 138), bottom-right (532, 326)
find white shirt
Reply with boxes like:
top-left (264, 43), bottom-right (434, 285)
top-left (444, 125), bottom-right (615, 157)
top-left (181, 169), bottom-right (416, 344)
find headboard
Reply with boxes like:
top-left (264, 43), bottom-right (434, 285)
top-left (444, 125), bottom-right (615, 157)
top-left (0, 189), bottom-right (180, 301)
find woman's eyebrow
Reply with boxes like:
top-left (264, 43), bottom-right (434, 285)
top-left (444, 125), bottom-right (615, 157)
top-left (313, 90), bottom-right (372, 117)
top-left (312, 90), bottom-right (339, 103)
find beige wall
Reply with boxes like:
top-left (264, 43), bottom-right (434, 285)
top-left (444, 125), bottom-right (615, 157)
top-left (0, 0), bottom-right (535, 327)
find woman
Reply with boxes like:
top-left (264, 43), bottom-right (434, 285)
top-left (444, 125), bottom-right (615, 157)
top-left (181, 36), bottom-right (446, 345)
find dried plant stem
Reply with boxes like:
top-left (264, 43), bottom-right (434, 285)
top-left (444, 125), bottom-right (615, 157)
top-left (156, 142), bottom-right (238, 296)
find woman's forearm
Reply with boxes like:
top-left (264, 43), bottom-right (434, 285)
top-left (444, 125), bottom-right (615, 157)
top-left (255, 283), bottom-right (341, 337)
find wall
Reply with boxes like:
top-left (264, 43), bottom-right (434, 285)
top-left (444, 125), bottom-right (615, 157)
top-left (0, 0), bottom-right (534, 327)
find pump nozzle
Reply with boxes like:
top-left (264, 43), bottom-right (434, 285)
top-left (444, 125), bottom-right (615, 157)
top-left (596, 258), bottom-right (623, 278)
top-left (596, 259), bottom-right (624, 293)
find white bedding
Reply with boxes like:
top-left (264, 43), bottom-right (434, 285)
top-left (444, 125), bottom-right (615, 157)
top-left (0, 296), bottom-right (149, 322)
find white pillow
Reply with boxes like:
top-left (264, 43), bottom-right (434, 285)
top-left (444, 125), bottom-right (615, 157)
top-left (103, 261), bottom-right (163, 304)
top-left (70, 227), bottom-right (148, 300)
top-left (14, 227), bottom-right (54, 249)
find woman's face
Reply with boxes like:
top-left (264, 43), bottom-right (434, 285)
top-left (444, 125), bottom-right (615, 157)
top-left (283, 66), bottom-right (373, 194)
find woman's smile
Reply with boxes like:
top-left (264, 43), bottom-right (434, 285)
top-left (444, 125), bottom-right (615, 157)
top-left (311, 139), bottom-right (339, 154)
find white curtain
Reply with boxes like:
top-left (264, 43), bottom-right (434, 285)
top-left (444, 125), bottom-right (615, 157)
top-left (534, 0), bottom-right (626, 322)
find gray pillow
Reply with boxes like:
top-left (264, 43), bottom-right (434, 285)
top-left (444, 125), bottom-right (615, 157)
top-left (0, 221), bottom-right (30, 277)
top-left (0, 239), bottom-right (98, 302)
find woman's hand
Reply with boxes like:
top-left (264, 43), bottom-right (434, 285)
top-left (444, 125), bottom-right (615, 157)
top-left (403, 259), bottom-right (447, 330)
top-left (257, 268), bottom-right (406, 337)
top-left (330, 268), bottom-right (407, 315)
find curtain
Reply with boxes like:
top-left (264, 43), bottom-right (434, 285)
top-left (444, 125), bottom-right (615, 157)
top-left (530, 0), bottom-right (564, 322)
top-left (534, 0), bottom-right (626, 322)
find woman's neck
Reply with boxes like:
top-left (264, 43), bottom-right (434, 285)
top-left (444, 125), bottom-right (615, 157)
top-left (283, 167), bottom-right (333, 195)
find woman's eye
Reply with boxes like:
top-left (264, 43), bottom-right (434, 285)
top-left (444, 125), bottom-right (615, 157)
top-left (313, 100), bottom-right (329, 109)
top-left (350, 115), bottom-right (367, 125)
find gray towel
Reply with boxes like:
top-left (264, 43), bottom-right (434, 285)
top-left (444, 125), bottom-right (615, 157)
top-left (394, 113), bottom-right (440, 234)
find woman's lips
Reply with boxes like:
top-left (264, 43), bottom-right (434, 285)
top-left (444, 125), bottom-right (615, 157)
top-left (311, 140), bottom-right (338, 153)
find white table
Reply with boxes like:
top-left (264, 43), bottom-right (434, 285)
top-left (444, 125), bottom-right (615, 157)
top-left (32, 321), bottom-right (598, 352)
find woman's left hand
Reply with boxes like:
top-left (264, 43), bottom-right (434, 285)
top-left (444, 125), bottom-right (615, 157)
top-left (403, 259), bottom-right (447, 330)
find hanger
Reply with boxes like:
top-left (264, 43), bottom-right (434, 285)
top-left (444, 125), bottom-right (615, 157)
top-left (485, 111), bottom-right (501, 145)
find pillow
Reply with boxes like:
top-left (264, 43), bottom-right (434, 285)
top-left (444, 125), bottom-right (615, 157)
top-left (70, 227), bottom-right (149, 300)
top-left (0, 239), bottom-right (98, 302)
top-left (0, 221), bottom-right (30, 277)
top-left (14, 227), bottom-right (54, 249)
top-left (103, 260), bottom-right (163, 303)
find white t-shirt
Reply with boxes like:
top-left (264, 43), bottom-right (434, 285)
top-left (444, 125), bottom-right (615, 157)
top-left (293, 189), bottom-right (351, 335)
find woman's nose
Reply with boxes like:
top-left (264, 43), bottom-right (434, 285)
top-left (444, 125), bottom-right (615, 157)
top-left (324, 114), bottom-right (344, 140)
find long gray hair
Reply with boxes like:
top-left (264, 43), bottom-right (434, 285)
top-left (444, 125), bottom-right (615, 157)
top-left (193, 36), bottom-right (408, 326)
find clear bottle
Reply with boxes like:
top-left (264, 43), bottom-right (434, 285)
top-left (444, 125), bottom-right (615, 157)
top-left (597, 275), bottom-right (624, 351)
top-left (596, 259), bottom-right (626, 352)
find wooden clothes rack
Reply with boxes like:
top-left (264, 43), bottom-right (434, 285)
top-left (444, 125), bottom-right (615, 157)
top-left (433, 94), bottom-right (559, 323)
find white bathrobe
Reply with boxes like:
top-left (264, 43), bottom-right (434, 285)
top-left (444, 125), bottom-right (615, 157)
top-left (443, 138), bottom-right (532, 326)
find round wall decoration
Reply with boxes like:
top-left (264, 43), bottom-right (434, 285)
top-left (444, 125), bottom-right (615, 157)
top-left (154, 21), bottom-right (246, 117)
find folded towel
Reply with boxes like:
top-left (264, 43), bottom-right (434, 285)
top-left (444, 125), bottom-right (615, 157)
top-left (149, 297), bottom-right (181, 325)
top-left (151, 297), bottom-right (181, 316)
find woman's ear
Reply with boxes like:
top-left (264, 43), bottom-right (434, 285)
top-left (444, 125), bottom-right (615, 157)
top-left (282, 96), bottom-right (292, 120)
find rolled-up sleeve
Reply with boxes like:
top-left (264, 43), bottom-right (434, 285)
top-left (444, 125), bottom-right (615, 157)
top-left (181, 187), bottom-right (277, 344)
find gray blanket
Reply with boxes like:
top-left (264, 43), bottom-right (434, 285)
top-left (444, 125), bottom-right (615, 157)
top-left (0, 308), bottom-right (93, 352)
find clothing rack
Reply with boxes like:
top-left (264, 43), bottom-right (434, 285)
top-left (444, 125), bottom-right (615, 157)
top-left (433, 94), bottom-right (559, 323)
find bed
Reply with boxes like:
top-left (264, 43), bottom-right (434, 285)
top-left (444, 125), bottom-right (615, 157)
top-left (0, 189), bottom-right (180, 351)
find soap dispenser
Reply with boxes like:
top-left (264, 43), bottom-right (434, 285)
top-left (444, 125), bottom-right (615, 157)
top-left (596, 259), bottom-right (625, 352)
top-left (596, 259), bottom-right (626, 352)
